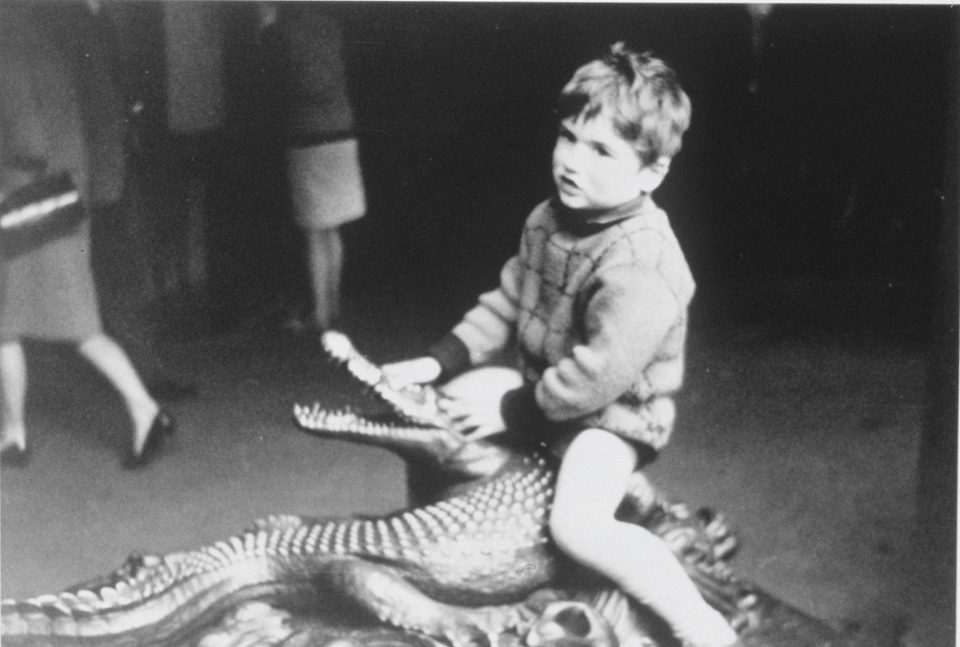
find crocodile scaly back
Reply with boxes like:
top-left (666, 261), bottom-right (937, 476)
top-left (1, 331), bottom-right (850, 647)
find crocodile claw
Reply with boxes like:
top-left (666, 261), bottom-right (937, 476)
top-left (440, 603), bottom-right (536, 647)
top-left (524, 601), bottom-right (617, 647)
top-left (196, 602), bottom-right (294, 647)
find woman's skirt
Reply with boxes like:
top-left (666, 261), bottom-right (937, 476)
top-left (0, 220), bottom-right (102, 341)
top-left (286, 138), bottom-right (366, 231)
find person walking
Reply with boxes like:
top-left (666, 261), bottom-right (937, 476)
top-left (0, 2), bottom-right (174, 469)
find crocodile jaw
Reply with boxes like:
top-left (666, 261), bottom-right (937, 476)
top-left (321, 331), bottom-right (450, 428)
top-left (293, 404), bottom-right (466, 460)
top-left (293, 403), bottom-right (521, 485)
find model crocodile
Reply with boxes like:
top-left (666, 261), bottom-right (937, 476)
top-left (1, 332), bottom-right (849, 647)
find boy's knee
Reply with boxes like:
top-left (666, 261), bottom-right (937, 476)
top-left (549, 505), bottom-right (596, 557)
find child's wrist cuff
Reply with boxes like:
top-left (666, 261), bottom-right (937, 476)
top-left (426, 333), bottom-right (472, 382)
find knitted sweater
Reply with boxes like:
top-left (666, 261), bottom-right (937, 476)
top-left (430, 195), bottom-right (695, 451)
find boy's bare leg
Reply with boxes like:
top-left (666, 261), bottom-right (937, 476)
top-left (549, 428), bottom-right (737, 647)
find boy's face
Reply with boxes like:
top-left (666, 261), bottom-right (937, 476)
top-left (552, 113), bottom-right (648, 211)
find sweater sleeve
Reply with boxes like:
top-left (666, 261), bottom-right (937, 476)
top-left (534, 258), bottom-right (681, 421)
top-left (445, 254), bottom-right (523, 367)
top-left (426, 332), bottom-right (472, 381)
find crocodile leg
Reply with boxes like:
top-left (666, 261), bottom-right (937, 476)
top-left (331, 558), bottom-right (534, 647)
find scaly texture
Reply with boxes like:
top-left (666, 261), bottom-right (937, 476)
top-left (1, 332), bottom-right (848, 647)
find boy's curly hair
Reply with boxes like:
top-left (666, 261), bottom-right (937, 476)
top-left (558, 42), bottom-right (691, 166)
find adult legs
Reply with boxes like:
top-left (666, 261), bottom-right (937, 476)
top-left (304, 227), bottom-right (343, 329)
top-left (0, 341), bottom-right (27, 451)
top-left (549, 428), bottom-right (737, 647)
top-left (77, 333), bottom-right (159, 455)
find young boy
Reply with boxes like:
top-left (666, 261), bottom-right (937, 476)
top-left (383, 43), bottom-right (738, 647)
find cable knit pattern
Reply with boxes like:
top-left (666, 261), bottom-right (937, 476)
top-left (451, 196), bottom-right (694, 450)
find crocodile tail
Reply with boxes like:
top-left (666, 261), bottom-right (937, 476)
top-left (0, 527), bottom-right (317, 647)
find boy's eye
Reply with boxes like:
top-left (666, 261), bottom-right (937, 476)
top-left (593, 144), bottom-right (612, 157)
top-left (558, 126), bottom-right (576, 142)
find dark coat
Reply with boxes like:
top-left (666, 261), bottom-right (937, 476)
top-left (0, 3), bottom-right (106, 341)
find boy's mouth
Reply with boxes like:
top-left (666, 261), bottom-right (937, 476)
top-left (558, 175), bottom-right (580, 192)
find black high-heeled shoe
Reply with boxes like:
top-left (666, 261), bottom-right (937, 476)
top-left (1, 442), bottom-right (30, 468)
top-left (124, 411), bottom-right (176, 470)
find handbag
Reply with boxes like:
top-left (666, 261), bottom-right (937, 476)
top-left (0, 172), bottom-right (87, 259)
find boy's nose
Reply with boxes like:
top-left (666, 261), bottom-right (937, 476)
top-left (559, 145), bottom-right (587, 174)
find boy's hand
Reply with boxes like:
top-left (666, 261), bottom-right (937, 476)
top-left (439, 392), bottom-right (507, 440)
top-left (436, 366), bottom-right (523, 441)
top-left (381, 356), bottom-right (443, 386)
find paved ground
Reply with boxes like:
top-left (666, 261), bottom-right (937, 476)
top-left (0, 280), bottom-right (954, 646)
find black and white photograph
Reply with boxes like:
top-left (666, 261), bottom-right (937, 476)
top-left (0, 2), bottom-right (956, 646)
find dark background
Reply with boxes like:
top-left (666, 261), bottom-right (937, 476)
top-left (153, 2), bottom-right (956, 334)
top-left (331, 4), bottom-right (955, 308)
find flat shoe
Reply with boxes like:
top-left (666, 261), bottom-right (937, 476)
top-left (1, 443), bottom-right (30, 468)
top-left (124, 411), bottom-right (175, 470)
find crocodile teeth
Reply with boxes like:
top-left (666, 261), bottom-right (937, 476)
top-left (99, 587), bottom-right (120, 605)
top-left (320, 330), bottom-right (355, 362)
top-left (43, 600), bottom-right (73, 618)
top-left (294, 405), bottom-right (366, 432)
top-left (75, 590), bottom-right (101, 607)
top-left (321, 331), bottom-right (381, 386)
top-left (112, 580), bottom-right (134, 602)
top-left (57, 592), bottom-right (94, 613)
top-left (30, 594), bottom-right (61, 607)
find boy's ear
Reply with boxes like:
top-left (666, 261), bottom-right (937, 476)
top-left (637, 156), bottom-right (671, 193)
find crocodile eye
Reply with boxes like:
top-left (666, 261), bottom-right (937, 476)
top-left (526, 601), bottom-right (615, 647)
top-left (552, 606), bottom-right (593, 636)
